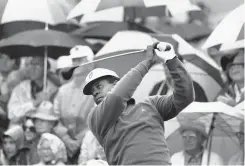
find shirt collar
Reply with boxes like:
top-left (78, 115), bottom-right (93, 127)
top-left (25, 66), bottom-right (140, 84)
top-left (184, 147), bottom-right (204, 160)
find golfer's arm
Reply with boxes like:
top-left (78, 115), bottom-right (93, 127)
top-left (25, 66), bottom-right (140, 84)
top-left (88, 60), bottom-right (153, 139)
top-left (151, 58), bottom-right (194, 120)
top-left (110, 59), bottom-right (154, 100)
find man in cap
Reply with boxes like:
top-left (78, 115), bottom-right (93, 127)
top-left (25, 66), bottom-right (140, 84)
top-left (53, 45), bottom-right (95, 164)
top-left (7, 56), bottom-right (57, 124)
top-left (32, 101), bottom-right (59, 135)
top-left (82, 42), bottom-right (194, 165)
top-left (25, 101), bottom-right (59, 165)
top-left (229, 121), bottom-right (244, 165)
top-left (171, 121), bottom-right (223, 165)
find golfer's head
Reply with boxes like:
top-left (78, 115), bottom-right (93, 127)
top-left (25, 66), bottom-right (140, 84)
top-left (83, 68), bottom-right (119, 105)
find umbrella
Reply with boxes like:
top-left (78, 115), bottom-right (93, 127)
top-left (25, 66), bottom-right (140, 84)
top-left (0, 21), bottom-right (80, 39)
top-left (202, 4), bottom-right (244, 51)
top-left (72, 21), bottom-right (211, 41)
top-left (153, 22), bottom-right (212, 41)
top-left (0, 0), bottom-right (80, 92)
top-left (165, 101), bottom-right (244, 164)
top-left (0, 0), bottom-right (74, 25)
top-left (71, 21), bottom-right (157, 40)
top-left (67, 0), bottom-right (199, 21)
top-left (0, 29), bottom-right (90, 91)
top-left (0, 29), bottom-right (90, 59)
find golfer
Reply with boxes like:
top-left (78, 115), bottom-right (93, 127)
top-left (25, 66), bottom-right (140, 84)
top-left (83, 42), bottom-right (194, 165)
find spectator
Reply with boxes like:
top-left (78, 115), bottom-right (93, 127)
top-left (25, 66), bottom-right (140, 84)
top-left (217, 49), bottom-right (244, 106)
top-left (78, 130), bottom-right (107, 165)
top-left (228, 121), bottom-right (244, 165)
top-left (35, 133), bottom-right (67, 165)
top-left (7, 56), bottom-right (57, 124)
top-left (0, 53), bottom-right (25, 112)
top-left (32, 101), bottom-right (59, 135)
top-left (53, 45), bottom-right (94, 164)
top-left (149, 56), bottom-right (208, 102)
top-left (171, 121), bottom-right (223, 165)
top-left (22, 116), bottom-right (39, 165)
top-left (0, 125), bottom-right (29, 165)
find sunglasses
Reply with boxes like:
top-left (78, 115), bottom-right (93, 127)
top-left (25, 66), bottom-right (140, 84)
top-left (23, 126), bottom-right (36, 132)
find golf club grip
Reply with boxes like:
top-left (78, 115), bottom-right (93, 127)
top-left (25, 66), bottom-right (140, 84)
top-left (154, 44), bottom-right (171, 51)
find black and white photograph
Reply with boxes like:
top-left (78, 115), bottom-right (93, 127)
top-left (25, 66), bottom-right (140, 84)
top-left (0, 0), bottom-right (244, 165)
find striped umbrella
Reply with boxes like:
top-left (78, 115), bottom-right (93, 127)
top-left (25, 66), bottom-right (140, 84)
top-left (202, 4), bottom-right (244, 51)
top-left (67, 0), bottom-right (199, 21)
top-left (165, 101), bottom-right (244, 164)
top-left (75, 31), bottom-right (224, 102)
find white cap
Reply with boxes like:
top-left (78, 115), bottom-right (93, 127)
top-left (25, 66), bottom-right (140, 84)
top-left (57, 45), bottom-right (94, 69)
top-left (70, 45), bottom-right (94, 62)
top-left (83, 68), bottom-right (119, 95)
top-left (56, 56), bottom-right (73, 69)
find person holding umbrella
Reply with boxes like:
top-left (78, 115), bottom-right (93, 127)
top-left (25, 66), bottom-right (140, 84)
top-left (82, 42), bottom-right (194, 165)
top-left (171, 121), bottom-right (223, 165)
top-left (7, 56), bottom-right (58, 124)
top-left (53, 45), bottom-right (95, 164)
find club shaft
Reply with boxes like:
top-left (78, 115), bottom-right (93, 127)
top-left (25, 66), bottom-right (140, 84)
top-left (78, 50), bottom-right (146, 67)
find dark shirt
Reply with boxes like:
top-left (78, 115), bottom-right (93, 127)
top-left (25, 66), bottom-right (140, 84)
top-left (88, 58), bottom-right (194, 165)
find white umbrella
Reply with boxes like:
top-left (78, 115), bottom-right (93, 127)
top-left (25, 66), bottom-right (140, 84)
top-left (202, 4), bottom-right (244, 51)
top-left (165, 101), bottom-right (244, 164)
top-left (0, 0), bottom-right (76, 92)
top-left (1, 0), bottom-right (73, 24)
top-left (67, 0), bottom-right (200, 21)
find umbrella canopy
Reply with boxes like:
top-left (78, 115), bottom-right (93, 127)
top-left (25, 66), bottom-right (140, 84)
top-left (0, 21), bottom-right (80, 39)
top-left (0, 29), bottom-right (91, 59)
top-left (165, 101), bottom-right (244, 164)
top-left (155, 22), bottom-right (212, 41)
top-left (202, 4), bottom-right (244, 51)
top-left (71, 21), bottom-right (157, 40)
top-left (0, 0), bottom-right (75, 25)
top-left (67, 0), bottom-right (199, 20)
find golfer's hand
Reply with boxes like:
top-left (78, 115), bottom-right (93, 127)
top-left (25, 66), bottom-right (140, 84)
top-left (154, 42), bottom-right (176, 63)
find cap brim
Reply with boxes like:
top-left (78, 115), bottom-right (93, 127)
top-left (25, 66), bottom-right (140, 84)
top-left (179, 124), bottom-right (208, 138)
top-left (83, 80), bottom-right (94, 95)
top-left (32, 113), bottom-right (58, 121)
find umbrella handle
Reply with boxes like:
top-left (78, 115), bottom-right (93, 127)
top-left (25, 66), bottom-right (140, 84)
top-left (207, 113), bottom-right (217, 165)
top-left (43, 23), bottom-right (48, 94)
top-left (43, 47), bottom-right (48, 93)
